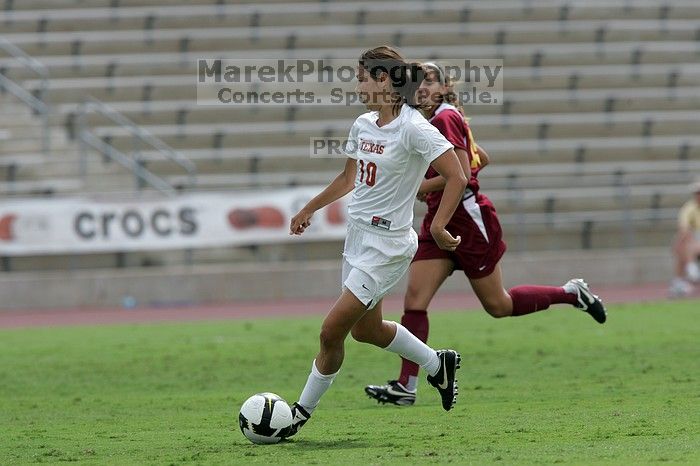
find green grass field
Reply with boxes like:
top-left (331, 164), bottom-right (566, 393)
top-left (1, 300), bottom-right (699, 465)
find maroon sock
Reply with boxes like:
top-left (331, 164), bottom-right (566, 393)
top-left (397, 310), bottom-right (429, 387)
top-left (508, 285), bottom-right (578, 316)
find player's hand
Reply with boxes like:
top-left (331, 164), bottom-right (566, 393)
top-left (430, 226), bottom-right (461, 251)
top-left (289, 208), bottom-right (313, 235)
top-left (416, 192), bottom-right (428, 203)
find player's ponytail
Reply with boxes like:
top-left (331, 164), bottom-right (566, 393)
top-left (359, 46), bottom-right (426, 115)
top-left (392, 61), bottom-right (425, 108)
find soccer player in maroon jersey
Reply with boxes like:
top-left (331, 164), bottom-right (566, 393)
top-left (365, 62), bottom-right (607, 406)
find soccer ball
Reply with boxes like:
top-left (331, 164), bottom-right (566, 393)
top-left (238, 392), bottom-right (293, 444)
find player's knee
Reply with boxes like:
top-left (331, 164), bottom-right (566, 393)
top-left (691, 241), bottom-right (700, 255)
top-left (404, 284), bottom-right (426, 309)
top-left (319, 325), bottom-right (343, 349)
top-left (485, 308), bottom-right (509, 318)
top-left (482, 299), bottom-right (510, 318)
top-left (350, 324), bottom-right (374, 344)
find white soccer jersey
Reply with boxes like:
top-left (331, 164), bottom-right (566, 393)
top-left (344, 105), bottom-right (454, 234)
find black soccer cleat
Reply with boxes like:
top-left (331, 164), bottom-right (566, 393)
top-left (284, 402), bottom-right (311, 439)
top-left (564, 278), bottom-right (607, 324)
top-left (365, 380), bottom-right (417, 406)
top-left (426, 350), bottom-right (460, 411)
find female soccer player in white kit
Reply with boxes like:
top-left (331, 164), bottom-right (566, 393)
top-left (285, 46), bottom-right (469, 437)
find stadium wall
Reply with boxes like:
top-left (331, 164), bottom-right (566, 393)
top-left (0, 248), bottom-right (671, 310)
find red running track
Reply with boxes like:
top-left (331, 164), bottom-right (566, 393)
top-left (0, 281), bottom-right (693, 330)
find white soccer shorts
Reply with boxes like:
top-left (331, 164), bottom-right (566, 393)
top-left (341, 221), bottom-right (418, 309)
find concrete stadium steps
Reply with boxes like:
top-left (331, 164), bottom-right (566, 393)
top-left (95, 141), bottom-right (696, 180)
top-left (0, 178), bottom-right (83, 197)
top-left (480, 136), bottom-right (700, 165)
top-left (0, 96), bottom-right (84, 196)
top-left (15, 63), bottom-right (700, 107)
top-left (1, 1), bottom-right (699, 34)
top-left (72, 133), bottom-right (699, 167)
top-left (88, 120), bottom-right (350, 149)
top-left (6, 42), bottom-right (699, 82)
top-left (55, 101), bottom-right (362, 127)
top-left (504, 63), bottom-right (700, 91)
top-left (55, 136), bottom-right (698, 190)
top-left (479, 162), bottom-right (700, 191)
top-left (49, 86), bottom-right (700, 128)
top-left (488, 88), bottom-right (700, 116)
top-left (500, 220), bottom-right (677, 252)
top-left (22, 75), bottom-right (198, 104)
top-left (82, 111), bottom-right (697, 152)
top-left (0, 127), bottom-right (70, 146)
top-left (32, 151), bottom-right (344, 183)
top-left (4, 54), bottom-right (698, 84)
top-left (0, 147), bottom-right (85, 195)
top-left (0, 154), bottom-right (48, 183)
top-left (4, 20), bottom-right (699, 57)
top-left (485, 185), bottom-right (690, 216)
top-left (3, 0), bottom-right (328, 11)
top-left (58, 152), bottom-right (696, 196)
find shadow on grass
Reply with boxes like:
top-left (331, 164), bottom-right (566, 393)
top-left (282, 438), bottom-right (375, 450)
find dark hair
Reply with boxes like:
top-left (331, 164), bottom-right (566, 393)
top-left (421, 62), bottom-right (469, 121)
top-left (359, 45), bottom-right (425, 115)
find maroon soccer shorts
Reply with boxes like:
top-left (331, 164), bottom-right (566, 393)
top-left (414, 193), bottom-right (507, 279)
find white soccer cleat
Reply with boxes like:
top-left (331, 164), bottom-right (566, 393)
top-left (563, 278), bottom-right (607, 324)
top-left (669, 278), bottom-right (694, 298)
top-left (365, 380), bottom-right (417, 406)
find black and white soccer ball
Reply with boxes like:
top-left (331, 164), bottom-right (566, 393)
top-left (238, 392), bottom-right (293, 444)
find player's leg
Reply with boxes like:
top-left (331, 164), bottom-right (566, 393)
top-left (469, 262), bottom-right (606, 323)
top-left (468, 263), bottom-right (513, 317)
top-left (674, 231), bottom-right (694, 278)
top-left (689, 237), bottom-right (700, 282)
top-left (288, 288), bottom-right (370, 437)
top-left (351, 297), bottom-right (460, 411)
top-left (364, 259), bottom-right (453, 405)
top-left (350, 299), bottom-right (440, 373)
top-left (404, 259), bottom-right (455, 310)
top-left (400, 259), bottom-right (454, 390)
top-left (670, 231), bottom-right (696, 296)
top-left (467, 200), bottom-right (553, 318)
top-left (468, 263), bottom-right (588, 319)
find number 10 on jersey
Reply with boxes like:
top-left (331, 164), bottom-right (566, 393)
top-left (359, 160), bottom-right (377, 187)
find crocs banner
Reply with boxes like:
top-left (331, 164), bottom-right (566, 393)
top-left (0, 188), bottom-right (348, 255)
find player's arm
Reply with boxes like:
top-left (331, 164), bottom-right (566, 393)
top-left (418, 147), bottom-right (470, 195)
top-left (429, 149), bottom-right (469, 251)
top-left (475, 144), bottom-right (490, 168)
top-left (290, 157), bottom-right (356, 235)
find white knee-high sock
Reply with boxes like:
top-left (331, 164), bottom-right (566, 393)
top-left (384, 323), bottom-right (440, 377)
top-left (298, 359), bottom-right (339, 413)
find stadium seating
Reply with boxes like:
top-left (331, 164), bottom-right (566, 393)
top-left (0, 0), bottom-right (698, 271)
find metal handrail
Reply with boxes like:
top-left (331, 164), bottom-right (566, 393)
top-left (76, 96), bottom-right (197, 196)
top-left (0, 36), bottom-right (50, 154)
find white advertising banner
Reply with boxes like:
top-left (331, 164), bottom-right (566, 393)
top-left (0, 188), bottom-right (349, 255)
